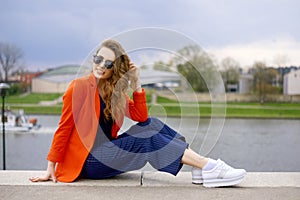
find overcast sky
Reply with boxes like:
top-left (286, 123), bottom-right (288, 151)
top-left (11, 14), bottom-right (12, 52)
top-left (1, 0), bottom-right (299, 71)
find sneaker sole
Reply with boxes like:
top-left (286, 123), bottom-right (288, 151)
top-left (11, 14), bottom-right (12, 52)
top-left (203, 174), bottom-right (246, 188)
top-left (192, 179), bottom-right (203, 184)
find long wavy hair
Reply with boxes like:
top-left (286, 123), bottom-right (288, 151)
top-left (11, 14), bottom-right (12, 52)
top-left (95, 39), bottom-right (131, 123)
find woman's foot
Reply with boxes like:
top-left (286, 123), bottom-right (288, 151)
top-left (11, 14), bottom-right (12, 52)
top-left (192, 159), bottom-right (246, 187)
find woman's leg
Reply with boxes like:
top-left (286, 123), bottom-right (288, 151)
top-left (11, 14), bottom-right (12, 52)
top-left (181, 148), bottom-right (209, 169)
top-left (83, 117), bottom-right (189, 178)
top-left (133, 117), bottom-right (189, 175)
top-left (83, 117), bottom-right (246, 187)
top-left (181, 147), bottom-right (247, 188)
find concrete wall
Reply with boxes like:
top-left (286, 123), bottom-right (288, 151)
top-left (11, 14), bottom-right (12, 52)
top-left (201, 93), bottom-right (300, 102)
top-left (157, 91), bottom-right (300, 103)
top-left (226, 93), bottom-right (300, 102)
top-left (32, 79), bottom-right (70, 93)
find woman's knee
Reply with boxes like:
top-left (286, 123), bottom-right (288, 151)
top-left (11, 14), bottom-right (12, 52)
top-left (137, 117), bottom-right (162, 127)
top-left (137, 117), bottom-right (151, 126)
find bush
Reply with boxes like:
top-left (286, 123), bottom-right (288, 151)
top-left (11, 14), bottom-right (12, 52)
top-left (7, 83), bottom-right (22, 95)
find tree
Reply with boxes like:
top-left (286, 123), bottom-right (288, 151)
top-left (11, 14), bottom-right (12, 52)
top-left (252, 62), bottom-right (280, 104)
top-left (220, 57), bottom-right (240, 92)
top-left (253, 62), bottom-right (267, 104)
top-left (0, 43), bottom-right (23, 82)
top-left (153, 60), bottom-right (173, 72)
top-left (273, 54), bottom-right (289, 87)
top-left (273, 54), bottom-right (289, 67)
top-left (176, 45), bottom-right (219, 92)
top-left (139, 64), bottom-right (148, 70)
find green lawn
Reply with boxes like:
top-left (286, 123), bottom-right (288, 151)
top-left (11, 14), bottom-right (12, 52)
top-left (6, 93), bottom-right (62, 104)
top-left (225, 107), bottom-right (300, 118)
top-left (5, 93), bottom-right (300, 118)
top-left (6, 93), bottom-right (63, 114)
top-left (10, 105), bottom-right (63, 115)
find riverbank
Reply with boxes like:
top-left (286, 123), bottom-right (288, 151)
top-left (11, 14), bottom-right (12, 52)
top-left (4, 117), bottom-right (300, 171)
top-left (7, 103), bottom-right (300, 119)
top-left (6, 93), bottom-right (300, 118)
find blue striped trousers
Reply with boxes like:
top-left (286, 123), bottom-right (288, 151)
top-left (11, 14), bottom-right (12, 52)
top-left (81, 117), bottom-right (188, 179)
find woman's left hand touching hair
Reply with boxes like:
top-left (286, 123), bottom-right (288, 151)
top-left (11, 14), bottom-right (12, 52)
top-left (128, 62), bottom-right (142, 92)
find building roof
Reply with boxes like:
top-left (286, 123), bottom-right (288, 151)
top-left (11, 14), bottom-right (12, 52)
top-left (35, 65), bottom-right (89, 83)
top-left (139, 69), bottom-right (181, 85)
top-left (284, 68), bottom-right (300, 78)
top-left (34, 65), bottom-right (180, 84)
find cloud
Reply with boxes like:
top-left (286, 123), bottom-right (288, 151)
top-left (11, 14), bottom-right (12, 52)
top-left (1, 0), bottom-right (299, 70)
top-left (207, 37), bottom-right (300, 68)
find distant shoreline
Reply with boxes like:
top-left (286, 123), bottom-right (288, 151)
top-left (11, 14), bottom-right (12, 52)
top-left (8, 104), bottom-right (300, 119)
top-left (6, 93), bottom-right (300, 119)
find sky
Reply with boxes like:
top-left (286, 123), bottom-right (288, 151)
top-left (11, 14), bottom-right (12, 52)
top-left (1, 0), bottom-right (299, 71)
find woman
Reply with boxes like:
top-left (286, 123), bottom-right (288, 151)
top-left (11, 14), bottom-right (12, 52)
top-left (30, 39), bottom-right (246, 187)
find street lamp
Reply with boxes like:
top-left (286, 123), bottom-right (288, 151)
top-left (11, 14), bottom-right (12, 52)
top-left (0, 83), bottom-right (10, 170)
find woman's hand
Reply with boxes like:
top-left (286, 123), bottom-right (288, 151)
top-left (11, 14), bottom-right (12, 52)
top-left (29, 161), bottom-right (57, 183)
top-left (129, 62), bottom-right (142, 92)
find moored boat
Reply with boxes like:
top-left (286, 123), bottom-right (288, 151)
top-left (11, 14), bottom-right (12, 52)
top-left (0, 109), bottom-right (40, 132)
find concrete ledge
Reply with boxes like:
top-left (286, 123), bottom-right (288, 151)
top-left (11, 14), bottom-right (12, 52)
top-left (142, 171), bottom-right (300, 187)
top-left (0, 171), bottom-right (299, 188)
top-left (0, 170), bottom-right (141, 186)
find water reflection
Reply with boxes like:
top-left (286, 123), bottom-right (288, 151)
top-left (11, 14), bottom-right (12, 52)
top-left (0, 115), bottom-right (299, 172)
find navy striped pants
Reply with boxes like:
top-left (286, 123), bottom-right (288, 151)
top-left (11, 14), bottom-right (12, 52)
top-left (81, 117), bottom-right (189, 179)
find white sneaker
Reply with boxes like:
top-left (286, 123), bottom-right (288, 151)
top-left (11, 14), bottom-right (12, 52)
top-left (191, 167), bottom-right (203, 184)
top-left (202, 159), bottom-right (246, 187)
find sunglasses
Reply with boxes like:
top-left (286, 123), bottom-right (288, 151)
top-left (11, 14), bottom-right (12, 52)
top-left (93, 55), bottom-right (114, 69)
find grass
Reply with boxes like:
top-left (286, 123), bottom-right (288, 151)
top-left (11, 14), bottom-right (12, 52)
top-left (148, 105), bottom-right (212, 117)
top-left (6, 93), bottom-right (62, 104)
top-left (5, 92), bottom-right (300, 118)
top-left (226, 102), bottom-right (300, 107)
top-left (225, 107), bottom-right (300, 118)
top-left (148, 104), bottom-right (300, 118)
top-left (10, 105), bottom-right (63, 115)
top-left (6, 93), bottom-right (63, 115)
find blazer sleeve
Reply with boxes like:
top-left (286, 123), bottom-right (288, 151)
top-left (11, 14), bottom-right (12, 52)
top-left (125, 88), bottom-right (148, 122)
top-left (47, 81), bottom-right (77, 162)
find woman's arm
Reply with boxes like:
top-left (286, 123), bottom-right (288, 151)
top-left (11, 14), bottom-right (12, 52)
top-left (128, 62), bottom-right (142, 93)
top-left (30, 81), bottom-right (79, 182)
top-left (47, 81), bottom-right (77, 162)
top-left (125, 89), bottom-right (148, 122)
top-left (125, 62), bottom-right (148, 122)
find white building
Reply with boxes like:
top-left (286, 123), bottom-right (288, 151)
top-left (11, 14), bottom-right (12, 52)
top-left (239, 74), bottom-right (253, 94)
top-left (139, 69), bottom-right (181, 89)
top-left (283, 69), bottom-right (300, 95)
top-left (32, 65), bottom-right (181, 93)
top-left (32, 65), bottom-right (82, 93)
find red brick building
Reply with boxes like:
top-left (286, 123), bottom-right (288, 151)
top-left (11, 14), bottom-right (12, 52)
top-left (8, 71), bottom-right (44, 91)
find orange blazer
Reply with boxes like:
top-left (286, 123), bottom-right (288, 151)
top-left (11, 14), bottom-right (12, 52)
top-left (47, 73), bottom-right (148, 182)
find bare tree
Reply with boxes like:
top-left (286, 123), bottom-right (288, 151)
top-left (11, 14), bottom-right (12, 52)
top-left (273, 54), bottom-right (289, 87)
top-left (252, 62), bottom-right (280, 104)
top-left (253, 62), bottom-right (267, 104)
top-left (153, 60), bottom-right (173, 72)
top-left (176, 45), bottom-right (219, 92)
top-left (273, 54), bottom-right (289, 67)
top-left (220, 57), bottom-right (240, 92)
top-left (0, 43), bottom-right (23, 82)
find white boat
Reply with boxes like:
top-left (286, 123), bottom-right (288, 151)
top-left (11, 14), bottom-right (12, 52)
top-left (0, 109), bottom-right (41, 132)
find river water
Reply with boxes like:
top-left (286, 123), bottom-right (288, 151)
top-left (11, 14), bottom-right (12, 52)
top-left (0, 115), bottom-right (299, 172)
